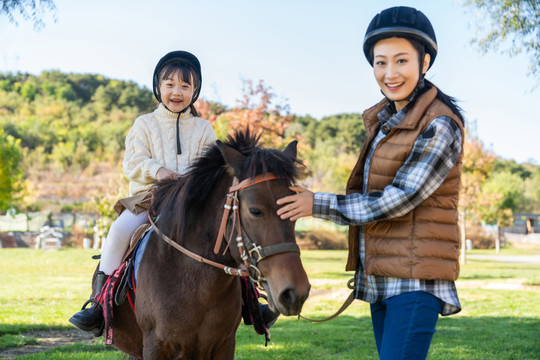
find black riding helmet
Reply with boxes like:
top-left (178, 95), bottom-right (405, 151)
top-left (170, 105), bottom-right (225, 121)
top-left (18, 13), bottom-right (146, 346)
top-left (363, 6), bottom-right (437, 69)
top-left (152, 50), bottom-right (202, 105)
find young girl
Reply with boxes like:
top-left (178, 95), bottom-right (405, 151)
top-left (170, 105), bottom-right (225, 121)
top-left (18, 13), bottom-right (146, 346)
top-left (69, 50), bottom-right (217, 336)
top-left (277, 7), bottom-right (465, 359)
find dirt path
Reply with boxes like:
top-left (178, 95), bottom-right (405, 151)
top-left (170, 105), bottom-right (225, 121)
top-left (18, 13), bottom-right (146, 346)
top-left (0, 329), bottom-right (97, 359)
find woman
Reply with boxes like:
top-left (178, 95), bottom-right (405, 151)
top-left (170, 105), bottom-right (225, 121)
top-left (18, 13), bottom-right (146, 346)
top-left (277, 6), bottom-right (465, 359)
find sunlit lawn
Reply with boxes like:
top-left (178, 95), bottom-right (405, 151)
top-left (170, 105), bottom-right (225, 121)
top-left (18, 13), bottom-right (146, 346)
top-left (0, 247), bottom-right (539, 359)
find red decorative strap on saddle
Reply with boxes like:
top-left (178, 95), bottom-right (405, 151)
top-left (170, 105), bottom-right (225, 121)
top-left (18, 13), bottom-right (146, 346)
top-left (95, 262), bottom-right (127, 345)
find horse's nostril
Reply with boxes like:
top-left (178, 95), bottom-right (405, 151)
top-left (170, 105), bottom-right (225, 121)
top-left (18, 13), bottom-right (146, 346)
top-left (279, 288), bottom-right (297, 308)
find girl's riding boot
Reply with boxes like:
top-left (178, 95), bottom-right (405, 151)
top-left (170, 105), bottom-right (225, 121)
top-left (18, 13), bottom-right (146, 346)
top-left (260, 303), bottom-right (280, 328)
top-left (68, 271), bottom-right (109, 337)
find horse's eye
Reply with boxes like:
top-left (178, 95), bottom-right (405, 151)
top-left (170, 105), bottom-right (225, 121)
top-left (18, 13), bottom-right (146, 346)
top-left (249, 208), bottom-right (264, 217)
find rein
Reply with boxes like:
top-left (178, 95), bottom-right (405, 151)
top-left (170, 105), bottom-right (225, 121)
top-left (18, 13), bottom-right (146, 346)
top-left (148, 214), bottom-right (249, 277)
top-left (149, 173), bottom-right (299, 283)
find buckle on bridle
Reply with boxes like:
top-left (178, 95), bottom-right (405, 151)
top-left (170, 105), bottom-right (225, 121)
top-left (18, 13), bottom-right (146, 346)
top-left (248, 244), bottom-right (264, 262)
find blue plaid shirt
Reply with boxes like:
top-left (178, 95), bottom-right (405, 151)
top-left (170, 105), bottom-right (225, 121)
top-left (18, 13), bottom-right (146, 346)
top-left (313, 103), bottom-right (462, 315)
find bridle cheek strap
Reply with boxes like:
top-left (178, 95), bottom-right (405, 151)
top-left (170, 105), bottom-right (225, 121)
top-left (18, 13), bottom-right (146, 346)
top-left (214, 178), bottom-right (239, 255)
top-left (214, 173), bottom-right (281, 256)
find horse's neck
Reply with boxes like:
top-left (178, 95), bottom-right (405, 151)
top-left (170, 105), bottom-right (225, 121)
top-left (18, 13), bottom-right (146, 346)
top-left (161, 174), bottom-right (238, 265)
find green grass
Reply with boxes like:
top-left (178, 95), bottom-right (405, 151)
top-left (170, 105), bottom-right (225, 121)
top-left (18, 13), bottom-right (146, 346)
top-left (1, 248), bottom-right (539, 359)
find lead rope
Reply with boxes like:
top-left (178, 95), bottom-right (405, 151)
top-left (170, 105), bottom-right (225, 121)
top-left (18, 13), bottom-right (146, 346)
top-left (298, 278), bottom-right (356, 322)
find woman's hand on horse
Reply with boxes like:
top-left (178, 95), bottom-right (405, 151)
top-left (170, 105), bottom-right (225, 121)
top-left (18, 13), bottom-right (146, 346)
top-left (276, 186), bottom-right (314, 221)
top-left (157, 167), bottom-right (182, 181)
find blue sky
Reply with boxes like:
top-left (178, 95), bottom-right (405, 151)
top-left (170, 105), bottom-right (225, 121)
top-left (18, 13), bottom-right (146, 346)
top-left (1, 0), bottom-right (538, 164)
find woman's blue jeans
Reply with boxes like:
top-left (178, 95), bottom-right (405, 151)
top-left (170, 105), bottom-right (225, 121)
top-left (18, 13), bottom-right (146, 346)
top-left (370, 291), bottom-right (442, 360)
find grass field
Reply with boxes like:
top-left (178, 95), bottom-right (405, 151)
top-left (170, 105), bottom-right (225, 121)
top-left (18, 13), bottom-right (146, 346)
top-left (1, 247), bottom-right (539, 359)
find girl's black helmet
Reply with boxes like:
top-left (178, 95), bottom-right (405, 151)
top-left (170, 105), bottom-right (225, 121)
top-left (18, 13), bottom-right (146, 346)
top-left (152, 50), bottom-right (202, 103)
top-left (363, 6), bottom-right (437, 69)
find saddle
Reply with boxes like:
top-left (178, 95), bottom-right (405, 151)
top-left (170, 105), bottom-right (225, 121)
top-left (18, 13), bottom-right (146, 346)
top-left (114, 223), bottom-right (151, 306)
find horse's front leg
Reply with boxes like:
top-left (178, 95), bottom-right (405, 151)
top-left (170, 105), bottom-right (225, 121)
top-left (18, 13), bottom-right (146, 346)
top-left (211, 336), bottom-right (236, 360)
top-left (142, 331), bottom-right (179, 360)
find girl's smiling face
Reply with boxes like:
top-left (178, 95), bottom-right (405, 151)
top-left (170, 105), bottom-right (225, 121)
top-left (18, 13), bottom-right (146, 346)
top-left (373, 37), bottom-right (430, 112)
top-left (159, 70), bottom-right (195, 113)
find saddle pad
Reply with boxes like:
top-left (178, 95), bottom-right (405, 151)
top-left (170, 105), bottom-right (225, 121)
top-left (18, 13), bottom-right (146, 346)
top-left (133, 227), bottom-right (153, 285)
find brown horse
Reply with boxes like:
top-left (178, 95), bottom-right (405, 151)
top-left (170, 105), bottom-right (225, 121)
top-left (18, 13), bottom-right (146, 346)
top-left (99, 130), bottom-right (311, 359)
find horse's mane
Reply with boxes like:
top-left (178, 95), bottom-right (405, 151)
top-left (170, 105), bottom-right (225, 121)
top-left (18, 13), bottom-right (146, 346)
top-left (151, 129), bottom-right (299, 238)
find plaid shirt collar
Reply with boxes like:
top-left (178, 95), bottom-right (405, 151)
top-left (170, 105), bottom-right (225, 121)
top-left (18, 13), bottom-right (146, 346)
top-left (377, 101), bottom-right (415, 135)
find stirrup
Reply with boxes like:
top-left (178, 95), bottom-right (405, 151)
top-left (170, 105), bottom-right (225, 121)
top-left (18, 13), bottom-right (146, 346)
top-left (80, 298), bottom-right (101, 311)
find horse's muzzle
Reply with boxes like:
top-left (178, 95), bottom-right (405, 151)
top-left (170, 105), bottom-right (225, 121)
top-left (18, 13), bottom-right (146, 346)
top-left (278, 285), bottom-right (311, 316)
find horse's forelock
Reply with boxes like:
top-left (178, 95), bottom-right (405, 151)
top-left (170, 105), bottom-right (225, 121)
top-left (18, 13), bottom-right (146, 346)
top-left (226, 128), bottom-right (262, 156)
top-left (243, 148), bottom-right (298, 184)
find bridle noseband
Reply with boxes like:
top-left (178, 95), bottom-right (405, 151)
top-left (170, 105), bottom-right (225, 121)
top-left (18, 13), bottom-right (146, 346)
top-left (149, 173), bottom-right (300, 284)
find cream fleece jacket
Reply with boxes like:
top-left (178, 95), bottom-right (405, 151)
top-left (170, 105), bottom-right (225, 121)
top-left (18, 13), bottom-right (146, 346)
top-left (123, 103), bottom-right (217, 196)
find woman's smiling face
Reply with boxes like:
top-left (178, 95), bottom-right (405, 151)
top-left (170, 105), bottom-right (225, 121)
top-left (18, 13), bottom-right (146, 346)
top-left (373, 37), bottom-right (429, 112)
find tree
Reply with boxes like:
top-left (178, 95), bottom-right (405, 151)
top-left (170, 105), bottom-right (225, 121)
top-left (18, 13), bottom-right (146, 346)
top-left (479, 171), bottom-right (523, 250)
top-left (1, 0), bottom-right (57, 31)
top-left (0, 128), bottom-right (24, 210)
top-left (523, 169), bottom-right (540, 212)
top-left (459, 131), bottom-right (496, 261)
top-left (460, 132), bottom-right (496, 219)
top-left (463, 0), bottom-right (540, 82)
top-left (212, 79), bottom-right (295, 148)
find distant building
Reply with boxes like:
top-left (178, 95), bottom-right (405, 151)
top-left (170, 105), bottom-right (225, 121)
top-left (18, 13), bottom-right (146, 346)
top-left (505, 213), bottom-right (540, 234)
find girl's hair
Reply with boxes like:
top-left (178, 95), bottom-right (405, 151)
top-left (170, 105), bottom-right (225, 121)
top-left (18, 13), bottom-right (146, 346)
top-left (158, 60), bottom-right (200, 117)
top-left (406, 38), bottom-right (465, 126)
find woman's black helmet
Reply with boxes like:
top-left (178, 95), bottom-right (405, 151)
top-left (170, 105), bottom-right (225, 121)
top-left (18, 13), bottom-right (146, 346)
top-left (152, 50), bottom-right (202, 104)
top-left (363, 6), bottom-right (437, 69)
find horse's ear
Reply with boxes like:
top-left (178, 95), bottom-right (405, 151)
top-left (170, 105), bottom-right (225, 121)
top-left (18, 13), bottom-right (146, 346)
top-left (283, 140), bottom-right (298, 160)
top-left (218, 140), bottom-right (245, 176)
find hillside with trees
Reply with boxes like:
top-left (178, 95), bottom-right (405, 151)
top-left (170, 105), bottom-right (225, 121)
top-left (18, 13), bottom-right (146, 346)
top-left (1, 71), bottom-right (539, 241)
top-left (0, 71), bottom-right (154, 211)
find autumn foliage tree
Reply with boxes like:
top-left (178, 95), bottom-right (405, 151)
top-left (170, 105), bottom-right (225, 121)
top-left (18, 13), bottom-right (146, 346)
top-left (206, 79), bottom-right (296, 149)
top-left (459, 131), bottom-right (496, 222)
top-left (459, 131), bottom-right (518, 251)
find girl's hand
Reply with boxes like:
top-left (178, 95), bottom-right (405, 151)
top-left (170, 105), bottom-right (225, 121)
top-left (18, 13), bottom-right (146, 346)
top-left (276, 186), bottom-right (314, 221)
top-left (156, 167), bottom-right (181, 181)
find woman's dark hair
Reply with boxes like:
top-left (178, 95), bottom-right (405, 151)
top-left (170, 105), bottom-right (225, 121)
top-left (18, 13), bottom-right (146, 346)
top-left (425, 79), bottom-right (464, 126)
top-left (406, 37), bottom-right (465, 126)
top-left (158, 60), bottom-right (200, 117)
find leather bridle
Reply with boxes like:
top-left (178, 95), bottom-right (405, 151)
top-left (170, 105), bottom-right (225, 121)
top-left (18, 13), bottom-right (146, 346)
top-left (149, 173), bottom-right (300, 284)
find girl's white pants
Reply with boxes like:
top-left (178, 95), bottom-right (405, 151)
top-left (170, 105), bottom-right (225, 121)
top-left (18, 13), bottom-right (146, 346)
top-left (98, 210), bottom-right (148, 275)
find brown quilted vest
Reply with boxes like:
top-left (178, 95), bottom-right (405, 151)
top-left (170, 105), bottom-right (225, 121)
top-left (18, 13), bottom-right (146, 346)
top-left (345, 87), bottom-right (464, 281)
